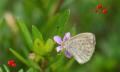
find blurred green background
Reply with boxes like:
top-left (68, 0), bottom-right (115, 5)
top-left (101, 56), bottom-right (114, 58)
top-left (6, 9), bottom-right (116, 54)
top-left (0, 0), bottom-right (120, 72)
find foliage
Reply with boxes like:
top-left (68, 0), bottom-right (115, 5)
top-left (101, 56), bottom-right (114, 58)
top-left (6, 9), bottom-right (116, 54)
top-left (0, 0), bottom-right (120, 72)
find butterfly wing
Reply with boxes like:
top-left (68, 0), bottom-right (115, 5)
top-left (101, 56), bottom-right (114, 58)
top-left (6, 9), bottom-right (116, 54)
top-left (64, 33), bottom-right (96, 64)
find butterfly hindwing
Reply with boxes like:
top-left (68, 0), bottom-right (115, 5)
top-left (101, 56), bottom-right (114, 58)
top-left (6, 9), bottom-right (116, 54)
top-left (64, 33), bottom-right (96, 64)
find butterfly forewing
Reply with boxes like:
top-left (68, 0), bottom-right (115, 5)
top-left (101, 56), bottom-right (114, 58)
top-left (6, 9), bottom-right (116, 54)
top-left (64, 33), bottom-right (96, 64)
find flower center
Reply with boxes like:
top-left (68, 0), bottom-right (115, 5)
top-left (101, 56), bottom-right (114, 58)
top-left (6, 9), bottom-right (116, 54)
top-left (61, 42), bottom-right (65, 48)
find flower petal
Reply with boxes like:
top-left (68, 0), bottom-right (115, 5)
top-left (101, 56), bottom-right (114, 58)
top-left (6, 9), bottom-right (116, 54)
top-left (56, 46), bottom-right (62, 52)
top-left (65, 50), bottom-right (72, 58)
top-left (63, 32), bottom-right (70, 41)
top-left (53, 36), bottom-right (62, 44)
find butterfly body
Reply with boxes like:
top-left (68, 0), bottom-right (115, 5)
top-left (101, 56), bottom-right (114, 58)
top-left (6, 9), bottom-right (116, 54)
top-left (63, 33), bottom-right (96, 64)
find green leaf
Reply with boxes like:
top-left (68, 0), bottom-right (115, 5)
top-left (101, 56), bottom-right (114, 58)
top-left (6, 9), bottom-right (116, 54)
top-left (0, 67), bottom-right (3, 72)
top-left (27, 68), bottom-right (39, 72)
top-left (28, 61), bottom-right (42, 72)
top-left (27, 68), bottom-right (34, 72)
top-left (3, 65), bottom-right (10, 72)
top-left (41, 9), bottom-right (70, 37)
top-left (41, 14), bottom-right (58, 35)
top-left (56, 9), bottom-right (70, 35)
top-left (16, 19), bottom-right (33, 50)
top-left (44, 39), bottom-right (54, 53)
top-left (63, 58), bottom-right (74, 70)
top-left (32, 25), bottom-right (43, 41)
top-left (9, 48), bottom-right (29, 66)
top-left (33, 38), bottom-right (54, 55)
top-left (33, 39), bottom-right (45, 55)
top-left (51, 55), bottom-right (65, 71)
top-left (18, 69), bottom-right (24, 72)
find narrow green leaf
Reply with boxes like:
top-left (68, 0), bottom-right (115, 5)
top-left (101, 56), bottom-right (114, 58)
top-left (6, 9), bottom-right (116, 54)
top-left (27, 68), bottom-right (38, 72)
top-left (9, 48), bottom-right (29, 66)
top-left (32, 25), bottom-right (43, 41)
top-left (3, 65), bottom-right (10, 72)
top-left (41, 14), bottom-right (58, 34)
top-left (27, 68), bottom-right (34, 72)
top-left (56, 9), bottom-right (70, 35)
top-left (17, 19), bottom-right (33, 50)
top-left (0, 67), bottom-right (3, 72)
top-left (64, 58), bottom-right (74, 70)
top-left (28, 61), bottom-right (42, 72)
top-left (50, 54), bottom-right (65, 71)
top-left (45, 39), bottom-right (54, 53)
top-left (18, 69), bottom-right (24, 72)
top-left (41, 9), bottom-right (70, 37)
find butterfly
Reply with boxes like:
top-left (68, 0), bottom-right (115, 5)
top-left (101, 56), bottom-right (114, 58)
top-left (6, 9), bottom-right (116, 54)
top-left (63, 33), bottom-right (96, 64)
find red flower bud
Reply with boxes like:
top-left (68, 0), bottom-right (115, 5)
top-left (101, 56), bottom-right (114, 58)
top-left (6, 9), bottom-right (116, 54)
top-left (97, 5), bottom-right (102, 9)
top-left (11, 63), bottom-right (16, 67)
top-left (8, 59), bottom-right (16, 67)
top-left (8, 60), bottom-right (14, 64)
top-left (102, 9), bottom-right (108, 14)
